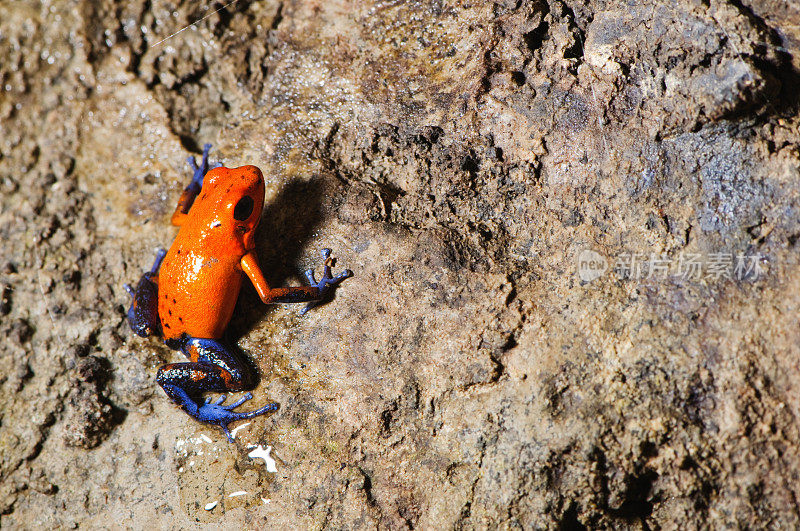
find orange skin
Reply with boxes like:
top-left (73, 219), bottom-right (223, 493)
top-left (158, 165), bottom-right (264, 340)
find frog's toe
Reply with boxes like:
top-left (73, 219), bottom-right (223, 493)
top-left (196, 398), bottom-right (279, 441)
top-left (331, 269), bottom-right (353, 284)
top-left (305, 268), bottom-right (317, 285)
top-left (205, 394), bottom-right (227, 405)
top-left (199, 143), bottom-right (217, 171)
top-left (220, 392), bottom-right (254, 410)
top-left (318, 266), bottom-right (353, 290)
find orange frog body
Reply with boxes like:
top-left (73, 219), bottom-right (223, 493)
top-left (158, 164), bottom-right (264, 341)
top-left (124, 144), bottom-right (351, 441)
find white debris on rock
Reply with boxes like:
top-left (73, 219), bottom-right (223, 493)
top-left (248, 444), bottom-right (278, 473)
top-left (230, 421), bottom-right (251, 439)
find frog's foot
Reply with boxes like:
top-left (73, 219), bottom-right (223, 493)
top-left (301, 248), bottom-right (353, 314)
top-left (186, 143), bottom-right (223, 188)
top-left (196, 392), bottom-right (279, 441)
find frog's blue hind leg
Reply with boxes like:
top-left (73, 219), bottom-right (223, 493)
top-left (171, 143), bottom-right (223, 224)
top-left (157, 336), bottom-right (278, 441)
top-left (124, 248), bottom-right (166, 338)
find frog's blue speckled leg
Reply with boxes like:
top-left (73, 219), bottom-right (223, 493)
top-left (124, 248), bottom-right (166, 338)
top-left (157, 336), bottom-right (278, 441)
top-left (172, 143), bottom-right (223, 225)
top-left (300, 248), bottom-right (353, 314)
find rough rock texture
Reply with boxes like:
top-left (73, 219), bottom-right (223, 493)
top-left (1, 0), bottom-right (800, 528)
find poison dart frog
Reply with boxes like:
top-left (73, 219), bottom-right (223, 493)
top-left (124, 144), bottom-right (351, 441)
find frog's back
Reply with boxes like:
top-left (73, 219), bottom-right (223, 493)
top-left (157, 165), bottom-right (265, 340)
top-left (158, 240), bottom-right (243, 340)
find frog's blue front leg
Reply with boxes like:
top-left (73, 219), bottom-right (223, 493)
top-left (157, 335), bottom-right (278, 441)
top-left (187, 143), bottom-right (222, 190)
top-left (172, 143), bottom-right (223, 223)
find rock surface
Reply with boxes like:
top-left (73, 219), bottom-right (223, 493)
top-left (1, 0), bottom-right (799, 527)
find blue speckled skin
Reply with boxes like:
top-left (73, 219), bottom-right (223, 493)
top-left (158, 336), bottom-right (278, 441)
top-left (124, 249), bottom-right (165, 337)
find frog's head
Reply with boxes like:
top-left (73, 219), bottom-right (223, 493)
top-left (200, 165), bottom-right (266, 252)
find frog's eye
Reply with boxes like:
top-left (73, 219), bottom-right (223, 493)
top-left (233, 196), bottom-right (254, 221)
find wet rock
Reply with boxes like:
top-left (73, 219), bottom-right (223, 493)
top-left (1, 0), bottom-right (800, 528)
top-left (62, 356), bottom-right (121, 449)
